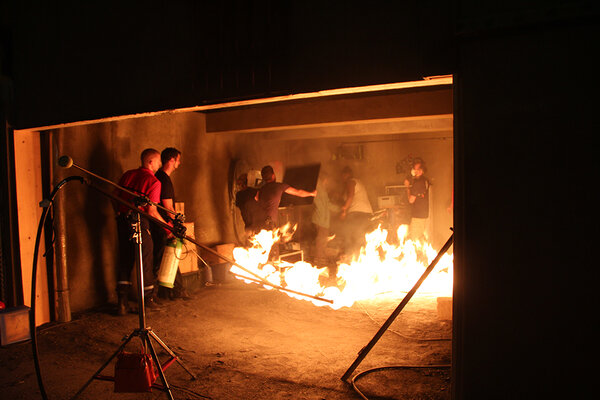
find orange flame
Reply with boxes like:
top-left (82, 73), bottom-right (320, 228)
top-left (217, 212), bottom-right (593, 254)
top-left (231, 224), bottom-right (453, 310)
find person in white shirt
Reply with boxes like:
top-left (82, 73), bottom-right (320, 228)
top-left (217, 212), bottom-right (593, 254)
top-left (339, 166), bottom-right (373, 260)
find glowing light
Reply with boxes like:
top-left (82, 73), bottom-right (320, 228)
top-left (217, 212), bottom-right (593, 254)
top-left (231, 224), bottom-right (453, 309)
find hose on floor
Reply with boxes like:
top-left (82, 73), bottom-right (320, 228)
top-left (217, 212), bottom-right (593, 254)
top-left (351, 364), bottom-right (451, 400)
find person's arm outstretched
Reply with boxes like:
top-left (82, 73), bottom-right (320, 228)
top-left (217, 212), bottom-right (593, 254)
top-left (284, 186), bottom-right (317, 198)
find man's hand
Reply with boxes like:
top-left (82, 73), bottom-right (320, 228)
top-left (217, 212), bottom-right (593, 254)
top-left (173, 220), bottom-right (187, 239)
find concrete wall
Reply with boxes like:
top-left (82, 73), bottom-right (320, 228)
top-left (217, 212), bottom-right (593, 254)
top-left (49, 97), bottom-right (452, 312)
top-left (234, 132), bottom-right (454, 248)
top-left (52, 112), bottom-right (237, 311)
top-left (208, 86), bottom-right (454, 247)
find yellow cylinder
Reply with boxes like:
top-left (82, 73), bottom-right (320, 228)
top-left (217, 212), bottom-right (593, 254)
top-left (157, 238), bottom-right (183, 288)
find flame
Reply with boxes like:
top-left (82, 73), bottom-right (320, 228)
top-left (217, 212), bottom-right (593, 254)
top-left (231, 224), bottom-right (453, 310)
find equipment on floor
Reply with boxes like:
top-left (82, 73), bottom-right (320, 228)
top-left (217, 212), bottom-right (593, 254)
top-left (70, 198), bottom-right (196, 400)
top-left (114, 350), bottom-right (158, 393)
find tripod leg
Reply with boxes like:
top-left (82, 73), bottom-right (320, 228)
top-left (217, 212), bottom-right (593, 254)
top-left (143, 332), bottom-right (175, 400)
top-left (148, 329), bottom-right (197, 379)
top-left (71, 331), bottom-right (136, 400)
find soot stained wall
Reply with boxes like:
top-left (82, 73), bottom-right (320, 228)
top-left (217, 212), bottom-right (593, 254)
top-left (282, 135), bottom-right (453, 245)
top-left (53, 112), bottom-right (236, 311)
top-left (226, 129), bottom-right (453, 248)
top-left (52, 97), bottom-right (452, 311)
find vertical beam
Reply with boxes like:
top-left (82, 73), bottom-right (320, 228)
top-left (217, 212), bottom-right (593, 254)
top-left (14, 130), bottom-right (51, 325)
top-left (50, 131), bottom-right (71, 322)
top-left (0, 105), bottom-right (23, 307)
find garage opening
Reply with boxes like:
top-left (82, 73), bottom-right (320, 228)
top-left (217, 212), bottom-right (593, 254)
top-left (12, 77), bottom-right (454, 399)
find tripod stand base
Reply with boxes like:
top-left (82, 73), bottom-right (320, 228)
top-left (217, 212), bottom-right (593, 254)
top-left (72, 327), bottom-right (196, 400)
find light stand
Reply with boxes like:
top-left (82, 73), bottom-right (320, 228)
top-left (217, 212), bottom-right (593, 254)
top-left (69, 183), bottom-right (196, 400)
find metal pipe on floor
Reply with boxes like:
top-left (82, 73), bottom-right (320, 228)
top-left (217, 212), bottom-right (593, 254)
top-left (229, 271), bottom-right (334, 304)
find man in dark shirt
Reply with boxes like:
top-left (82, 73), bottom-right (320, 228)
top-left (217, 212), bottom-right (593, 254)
top-left (254, 165), bottom-right (317, 232)
top-left (235, 173), bottom-right (258, 243)
top-left (151, 147), bottom-right (192, 300)
top-left (403, 158), bottom-right (430, 241)
top-left (115, 148), bottom-right (169, 315)
top-left (253, 165), bottom-right (316, 261)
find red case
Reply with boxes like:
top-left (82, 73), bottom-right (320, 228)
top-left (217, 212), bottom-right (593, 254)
top-left (114, 351), bottom-right (157, 392)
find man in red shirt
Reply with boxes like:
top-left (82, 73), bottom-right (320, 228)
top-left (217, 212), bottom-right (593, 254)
top-left (115, 148), bottom-right (170, 315)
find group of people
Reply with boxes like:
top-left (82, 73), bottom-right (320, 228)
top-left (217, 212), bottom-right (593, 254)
top-left (114, 147), bottom-right (189, 316)
top-left (336, 159), bottom-right (431, 259)
top-left (115, 152), bottom-right (431, 315)
top-left (235, 159), bottom-right (431, 266)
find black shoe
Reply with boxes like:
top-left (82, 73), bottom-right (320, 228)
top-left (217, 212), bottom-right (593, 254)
top-left (116, 284), bottom-right (131, 316)
top-left (117, 295), bottom-right (128, 316)
top-left (144, 295), bottom-right (164, 310)
top-left (171, 289), bottom-right (193, 301)
top-left (144, 287), bottom-right (162, 309)
top-left (157, 285), bottom-right (171, 300)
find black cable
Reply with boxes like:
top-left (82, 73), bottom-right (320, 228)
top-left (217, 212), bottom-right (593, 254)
top-left (30, 176), bottom-right (85, 400)
top-left (357, 301), bottom-right (452, 342)
top-left (351, 365), bottom-right (451, 400)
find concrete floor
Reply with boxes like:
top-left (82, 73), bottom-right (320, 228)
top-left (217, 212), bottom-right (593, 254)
top-left (0, 278), bottom-right (452, 400)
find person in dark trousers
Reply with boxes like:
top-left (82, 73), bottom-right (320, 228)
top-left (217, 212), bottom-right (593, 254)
top-left (254, 165), bottom-right (317, 260)
top-left (235, 173), bottom-right (258, 245)
top-left (403, 158), bottom-right (430, 242)
top-left (115, 148), bottom-right (169, 315)
top-left (151, 147), bottom-right (192, 300)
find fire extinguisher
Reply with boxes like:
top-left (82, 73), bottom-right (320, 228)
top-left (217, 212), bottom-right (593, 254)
top-left (157, 238), bottom-right (183, 288)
